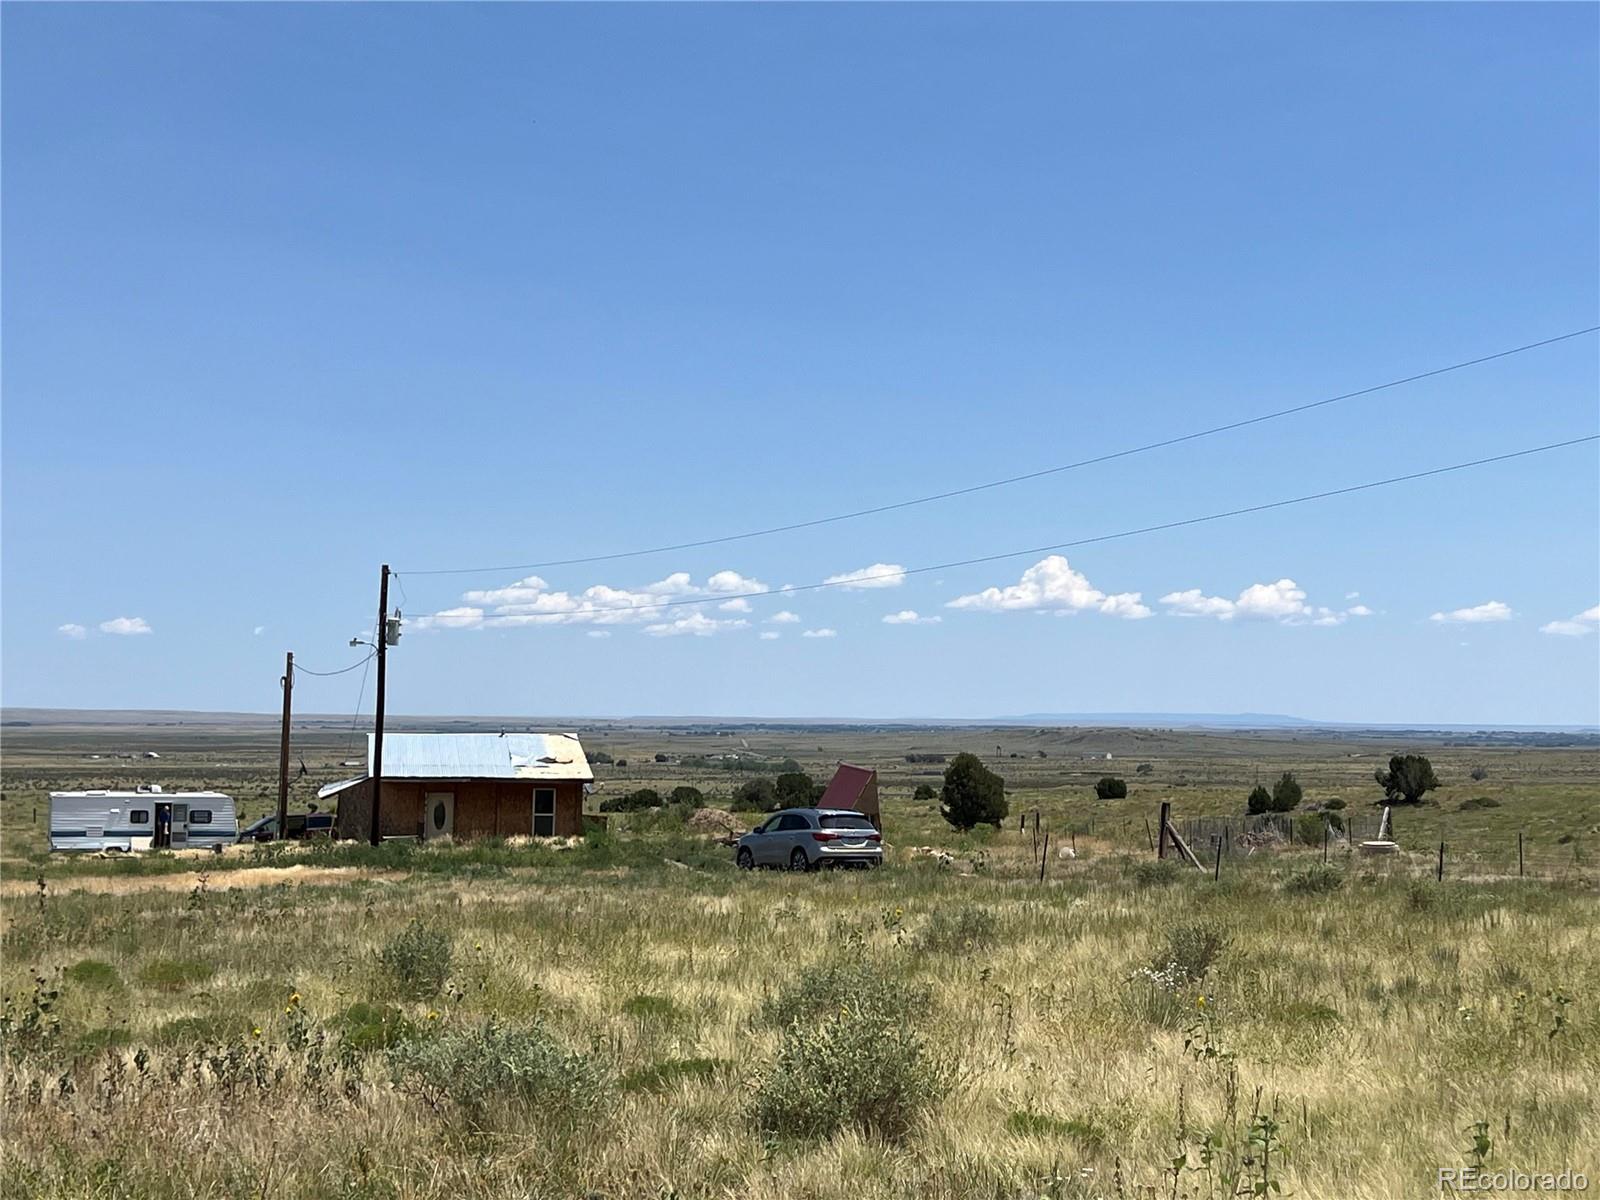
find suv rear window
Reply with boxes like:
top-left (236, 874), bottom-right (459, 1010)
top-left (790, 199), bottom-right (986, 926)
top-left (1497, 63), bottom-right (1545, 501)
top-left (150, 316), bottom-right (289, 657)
top-left (820, 814), bottom-right (876, 830)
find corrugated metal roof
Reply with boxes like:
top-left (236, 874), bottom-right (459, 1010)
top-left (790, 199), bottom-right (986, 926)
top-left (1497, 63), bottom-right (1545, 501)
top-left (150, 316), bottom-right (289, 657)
top-left (819, 762), bottom-right (875, 808)
top-left (362, 733), bottom-right (593, 782)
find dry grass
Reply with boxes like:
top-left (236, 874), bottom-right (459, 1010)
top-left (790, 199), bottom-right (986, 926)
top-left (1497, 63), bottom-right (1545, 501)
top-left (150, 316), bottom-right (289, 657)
top-left (3, 835), bottom-right (1597, 1199)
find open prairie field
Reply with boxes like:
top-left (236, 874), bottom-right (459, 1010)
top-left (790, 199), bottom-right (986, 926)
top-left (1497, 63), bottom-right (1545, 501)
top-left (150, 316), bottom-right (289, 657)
top-left (2, 717), bottom-right (1598, 1199)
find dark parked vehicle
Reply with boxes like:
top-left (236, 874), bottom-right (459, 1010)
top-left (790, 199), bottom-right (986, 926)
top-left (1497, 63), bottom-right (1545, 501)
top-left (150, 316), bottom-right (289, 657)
top-left (735, 807), bottom-right (882, 871)
top-left (238, 811), bottom-right (334, 843)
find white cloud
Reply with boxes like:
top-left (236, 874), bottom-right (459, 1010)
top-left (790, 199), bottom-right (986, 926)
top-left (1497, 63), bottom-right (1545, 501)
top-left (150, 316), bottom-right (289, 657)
top-left (586, 630), bottom-right (612, 639)
top-left (882, 610), bottom-right (941, 626)
top-left (642, 613), bottom-right (747, 638)
top-left (948, 555), bottom-right (1151, 620)
top-left (1430, 601), bottom-right (1513, 625)
top-left (767, 611), bottom-right (801, 624)
top-left (759, 631), bottom-right (781, 640)
top-left (1160, 579), bottom-right (1370, 627)
top-left (802, 628), bottom-right (838, 639)
top-left (100, 617), bottom-right (152, 636)
top-left (420, 606), bottom-right (486, 631)
top-left (824, 563), bottom-right (907, 590)
top-left (424, 570), bottom-right (773, 632)
top-left (1345, 592), bottom-right (1361, 601)
top-left (58, 623), bottom-right (87, 640)
top-left (253, 625), bottom-right (266, 637)
top-left (1540, 604), bottom-right (1600, 637)
top-left (705, 570), bottom-right (768, 595)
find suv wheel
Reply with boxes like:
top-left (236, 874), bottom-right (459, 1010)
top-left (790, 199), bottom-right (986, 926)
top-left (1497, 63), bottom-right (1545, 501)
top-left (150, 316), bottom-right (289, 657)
top-left (736, 847), bottom-right (754, 870)
top-left (789, 847), bottom-right (812, 872)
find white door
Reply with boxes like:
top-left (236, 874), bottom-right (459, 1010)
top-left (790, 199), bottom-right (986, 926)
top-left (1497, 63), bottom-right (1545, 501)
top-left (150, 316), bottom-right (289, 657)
top-left (424, 792), bottom-right (455, 839)
top-left (169, 803), bottom-right (190, 849)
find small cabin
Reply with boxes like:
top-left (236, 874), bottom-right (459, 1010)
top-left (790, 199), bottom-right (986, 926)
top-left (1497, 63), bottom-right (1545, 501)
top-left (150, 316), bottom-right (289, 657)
top-left (49, 789), bottom-right (237, 852)
top-left (323, 732), bottom-right (593, 841)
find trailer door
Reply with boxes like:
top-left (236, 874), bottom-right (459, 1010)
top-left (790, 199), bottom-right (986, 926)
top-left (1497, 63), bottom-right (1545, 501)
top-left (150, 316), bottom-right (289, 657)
top-left (169, 803), bottom-right (190, 849)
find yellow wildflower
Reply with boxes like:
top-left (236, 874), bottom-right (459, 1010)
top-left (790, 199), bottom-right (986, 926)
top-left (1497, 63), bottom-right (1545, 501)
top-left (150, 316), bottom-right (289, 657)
top-left (426, 1010), bottom-right (440, 1021)
top-left (1197, 995), bottom-right (1207, 1009)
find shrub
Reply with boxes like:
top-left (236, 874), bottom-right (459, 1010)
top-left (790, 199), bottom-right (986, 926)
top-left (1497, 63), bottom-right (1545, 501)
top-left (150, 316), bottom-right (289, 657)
top-left (1094, 776), bottom-right (1128, 800)
top-left (912, 905), bottom-right (999, 955)
top-left (387, 1020), bottom-right (610, 1128)
top-left (155, 1014), bottom-right (239, 1044)
top-left (668, 785), bottom-right (705, 808)
top-left (939, 753), bottom-right (1007, 830)
top-left (1470, 765), bottom-right (1489, 782)
top-left (620, 1056), bottom-right (726, 1094)
top-left (378, 920), bottom-right (453, 999)
top-left (65, 959), bottom-right (123, 992)
top-left (1149, 923), bottom-right (1229, 985)
top-left (654, 752), bottom-right (671, 763)
top-left (338, 1002), bottom-right (414, 1052)
top-left (760, 949), bottom-right (930, 1030)
top-left (598, 788), bottom-right (661, 813)
top-left (1132, 860), bottom-right (1182, 888)
top-left (1271, 772), bottom-right (1302, 812)
top-left (1458, 796), bottom-right (1502, 811)
top-left (1136, 763), bottom-right (1154, 776)
top-left (1324, 797), bottom-right (1347, 811)
top-left (1284, 865), bottom-right (1344, 895)
top-left (1006, 1110), bottom-right (1106, 1147)
top-left (912, 784), bottom-right (936, 802)
top-left (589, 750), bottom-right (614, 765)
top-left (620, 993), bottom-right (680, 1022)
top-left (775, 772), bottom-right (819, 807)
top-left (1375, 754), bottom-right (1441, 804)
top-left (614, 758), bottom-right (628, 768)
top-left (748, 1012), bottom-right (946, 1142)
top-left (730, 778), bottom-right (779, 813)
top-left (1247, 785), bottom-right (1272, 815)
top-left (138, 959), bottom-right (215, 991)
top-left (1294, 813), bottom-right (1329, 845)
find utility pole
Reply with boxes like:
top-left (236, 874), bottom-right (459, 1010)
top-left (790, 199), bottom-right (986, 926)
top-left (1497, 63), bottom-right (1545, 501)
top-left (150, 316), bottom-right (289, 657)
top-left (369, 564), bottom-right (390, 847)
top-left (277, 652), bottom-right (294, 839)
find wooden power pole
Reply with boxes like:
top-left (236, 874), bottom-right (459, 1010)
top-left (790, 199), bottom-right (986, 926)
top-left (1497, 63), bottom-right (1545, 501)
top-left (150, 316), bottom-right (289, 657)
top-left (369, 564), bottom-right (390, 846)
top-left (276, 652), bottom-right (294, 838)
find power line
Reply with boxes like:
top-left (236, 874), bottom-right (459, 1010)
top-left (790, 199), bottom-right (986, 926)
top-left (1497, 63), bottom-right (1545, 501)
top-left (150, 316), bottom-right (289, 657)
top-left (292, 650), bottom-right (377, 677)
top-left (402, 433), bottom-right (1597, 625)
top-left (399, 326), bottom-right (1598, 577)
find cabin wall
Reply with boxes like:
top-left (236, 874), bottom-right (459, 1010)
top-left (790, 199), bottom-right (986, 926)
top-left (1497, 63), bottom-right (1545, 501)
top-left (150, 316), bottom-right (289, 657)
top-left (334, 778), bottom-right (586, 840)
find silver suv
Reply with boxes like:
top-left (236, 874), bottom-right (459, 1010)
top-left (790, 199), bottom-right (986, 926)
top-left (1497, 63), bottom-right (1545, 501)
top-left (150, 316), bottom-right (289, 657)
top-left (735, 807), bottom-right (883, 871)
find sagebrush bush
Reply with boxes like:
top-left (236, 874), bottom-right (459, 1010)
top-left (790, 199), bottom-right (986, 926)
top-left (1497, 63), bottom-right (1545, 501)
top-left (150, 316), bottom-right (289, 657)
top-left (378, 920), bottom-right (452, 999)
top-left (912, 905), bottom-right (1000, 954)
top-left (1132, 860), bottom-right (1182, 888)
top-left (748, 1011), bottom-right (946, 1141)
top-left (760, 951), bottom-right (930, 1029)
top-left (1284, 865), bottom-right (1344, 895)
top-left (387, 1019), bottom-right (610, 1128)
top-left (338, 1001), bottom-right (414, 1051)
top-left (1150, 922), bottom-right (1230, 984)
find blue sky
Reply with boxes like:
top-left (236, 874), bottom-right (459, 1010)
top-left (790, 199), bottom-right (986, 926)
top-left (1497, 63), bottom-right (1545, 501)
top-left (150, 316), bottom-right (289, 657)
top-left (3, 4), bottom-right (1597, 725)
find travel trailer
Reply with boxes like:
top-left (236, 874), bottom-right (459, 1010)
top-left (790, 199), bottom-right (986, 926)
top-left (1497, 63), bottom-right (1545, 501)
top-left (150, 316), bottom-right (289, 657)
top-left (48, 787), bottom-right (238, 853)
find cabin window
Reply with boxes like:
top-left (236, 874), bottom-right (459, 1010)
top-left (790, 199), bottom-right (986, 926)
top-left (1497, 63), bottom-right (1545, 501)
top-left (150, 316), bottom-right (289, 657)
top-left (533, 789), bottom-right (556, 837)
top-left (189, 809), bottom-right (214, 825)
top-left (130, 810), bottom-right (150, 825)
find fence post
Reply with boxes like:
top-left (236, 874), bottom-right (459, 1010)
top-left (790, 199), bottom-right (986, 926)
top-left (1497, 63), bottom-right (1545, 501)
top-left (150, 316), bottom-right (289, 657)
top-left (1144, 817), bottom-right (1155, 853)
top-left (1437, 840), bottom-right (1445, 882)
top-left (1157, 802), bottom-right (1172, 859)
top-left (1213, 836), bottom-right (1223, 881)
top-left (1323, 823), bottom-right (1330, 864)
top-left (1039, 833), bottom-right (1049, 883)
top-left (1518, 831), bottom-right (1524, 878)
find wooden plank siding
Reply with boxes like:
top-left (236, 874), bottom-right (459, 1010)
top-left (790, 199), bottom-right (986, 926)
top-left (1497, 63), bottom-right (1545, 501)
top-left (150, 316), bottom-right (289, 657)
top-left (333, 778), bottom-right (586, 841)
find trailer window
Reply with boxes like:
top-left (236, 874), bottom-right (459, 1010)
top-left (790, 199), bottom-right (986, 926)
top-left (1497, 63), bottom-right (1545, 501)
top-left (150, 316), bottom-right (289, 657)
top-left (130, 810), bottom-right (150, 825)
top-left (188, 809), bottom-right (214, 825)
